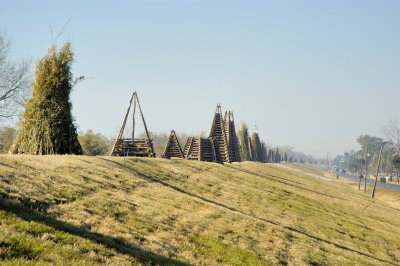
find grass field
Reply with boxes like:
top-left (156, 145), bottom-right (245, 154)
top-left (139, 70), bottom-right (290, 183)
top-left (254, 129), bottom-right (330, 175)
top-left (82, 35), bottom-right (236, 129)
top-left (0, 155), bottom-right (399, 265)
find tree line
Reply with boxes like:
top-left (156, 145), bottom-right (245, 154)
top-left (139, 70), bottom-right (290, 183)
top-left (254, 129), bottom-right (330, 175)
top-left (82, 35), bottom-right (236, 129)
top-left (238, 123), bottom-right (280, 163)
top-left (0, 127), bottom-right (110, 156)
top-left (334, 121), bottom-right (400, 183)
top-left (237, 123), bottom-right (320, 164)
top-left (1, 123), bottom-right (321, 163)
top-left (0, 32), bottom-right (321, 162)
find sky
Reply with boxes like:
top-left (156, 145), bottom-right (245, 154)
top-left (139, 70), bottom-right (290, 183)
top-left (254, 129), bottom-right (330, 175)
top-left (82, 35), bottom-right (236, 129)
top-left (1, 0), bottom-right (399, 158)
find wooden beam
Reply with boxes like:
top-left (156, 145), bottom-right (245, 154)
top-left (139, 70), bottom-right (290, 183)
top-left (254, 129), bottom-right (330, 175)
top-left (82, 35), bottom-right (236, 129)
top-left (135, 92), bottom-right (155, 157)
top-left (364, 148), bottom-right (369, 193)
top-left (110, 92), bottom-right (134, 156)
top-left (358, 150), bottom-right (365, 190)
top-left (132, 92), bottom-right (136, 140)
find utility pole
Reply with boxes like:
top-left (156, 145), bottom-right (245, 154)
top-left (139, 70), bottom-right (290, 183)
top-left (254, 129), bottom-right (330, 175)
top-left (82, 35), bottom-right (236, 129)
top-left (326, 151), bottom-right (331, 173)
top-left (371, 146), bottom-right (383, 198)
top-left (390, 148), bottom-right (394, 182)
top-left (326, 152), bottom-right (329, 172)
top-left (358, 151), bottom-right (364, 190)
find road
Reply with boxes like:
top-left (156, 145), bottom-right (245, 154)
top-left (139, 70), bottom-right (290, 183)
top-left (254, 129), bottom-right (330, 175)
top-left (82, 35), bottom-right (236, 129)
top-left (335, 171), bottom-right (400, 192)
top-left (277, 164), bottom-right (400, 193)
top-left (277, 164), bottom-right (356, 184)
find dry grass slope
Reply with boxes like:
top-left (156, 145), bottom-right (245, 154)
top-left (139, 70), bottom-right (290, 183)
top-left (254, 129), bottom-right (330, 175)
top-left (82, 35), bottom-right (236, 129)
top-left (0, 155), bottom-right (399, 265)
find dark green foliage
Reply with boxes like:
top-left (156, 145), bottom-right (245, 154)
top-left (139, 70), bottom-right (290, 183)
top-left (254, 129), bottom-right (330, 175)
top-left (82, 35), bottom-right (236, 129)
top-left (267, 149), bottom-right (275, 163)
top-left (267, 149), bottom-right (280, 163)
top-left (357, 135), bottom-right (386, 155)
top-left (11, 42), bottom-right (82, 155)
top-left (348, 157), bottom-right (362, 172)
top-left (248, 136), bottom-right (254, 161)
top-left (79, 129), bottom-right (109, 156)
top-left (393, 155), bottom-right (400, 172)
top-left (0, 126), bottom-right (16, 153)
top-left (275, 148), bottom-right (281, 163)
top-left (261, 141), bottom-right (267, 162)
top-left (251, 132), bottom-right (263, 162)
top-left (238, 123), bottom-right (251, 161)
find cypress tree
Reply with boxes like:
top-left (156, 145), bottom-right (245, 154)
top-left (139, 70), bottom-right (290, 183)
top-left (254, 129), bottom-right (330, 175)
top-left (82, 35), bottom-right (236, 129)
top-left (12, 42), bottom-right (82, 155)
top-left (251, 132), bottom-right (263, 162)
top-left (267, 149), bottom-right (273, 163)
top-left (238, 123), bottom-right (251, 161)
top-left (261, 141), bottom-right (267, 162)
top-left (248, 136), bottom-right (254, 161)
top-left (268, 149), bottom-right (276, 163)
top-left (275, 148), bottom-right (281, 163)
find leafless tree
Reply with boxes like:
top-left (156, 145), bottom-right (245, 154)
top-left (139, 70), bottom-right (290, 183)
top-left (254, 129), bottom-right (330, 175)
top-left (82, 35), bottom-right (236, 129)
top-left (0, 33), bottom-right (31, 119)
top-left (382, 120), bottom-right (400, 154)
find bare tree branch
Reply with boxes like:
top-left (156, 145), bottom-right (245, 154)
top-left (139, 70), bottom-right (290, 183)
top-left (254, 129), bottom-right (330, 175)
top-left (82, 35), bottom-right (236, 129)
top-left (382, 120), bottom-right (400, 154)
top-left (54, 18), bottom-right (71, 44)
top-left (0, 33), bottom-right (31, 119)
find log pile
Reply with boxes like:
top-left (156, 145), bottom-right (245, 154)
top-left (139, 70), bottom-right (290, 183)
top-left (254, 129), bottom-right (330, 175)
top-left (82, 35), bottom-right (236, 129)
top-left (162, 130), bottom-right (184, 159)
top-left (224, 111), bottom-right (241, 162)
top-left (183, 137), bottom-right (217, 162)
top-left (112, 139), bottom-right (154, 157)
top-left (183, 137), bottom-right (195, 158)
top-left (170, 104), bottom-right (241, 164)
top-left (209, 104), bottom-right (230, 163)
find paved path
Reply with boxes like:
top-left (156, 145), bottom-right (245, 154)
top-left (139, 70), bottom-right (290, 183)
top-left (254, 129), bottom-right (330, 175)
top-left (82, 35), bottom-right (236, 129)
top-left (276, 164), bottom-right (357, 184)
top-left (336, 171), bottom-right (400, 192)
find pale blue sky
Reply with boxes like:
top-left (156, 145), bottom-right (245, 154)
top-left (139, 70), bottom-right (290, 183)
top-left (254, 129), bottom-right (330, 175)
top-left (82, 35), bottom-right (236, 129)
top-left (1, 0), bottom-right (399, 158)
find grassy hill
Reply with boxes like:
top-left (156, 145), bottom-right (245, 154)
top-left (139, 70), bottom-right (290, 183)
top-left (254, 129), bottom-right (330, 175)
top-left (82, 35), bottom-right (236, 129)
top-left (0, 155), bottom-right (399, 265)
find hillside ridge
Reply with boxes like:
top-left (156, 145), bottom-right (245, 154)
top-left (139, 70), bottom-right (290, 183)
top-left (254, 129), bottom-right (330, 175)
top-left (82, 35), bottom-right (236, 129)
top-left (0, 155), bottom-right (399, 265)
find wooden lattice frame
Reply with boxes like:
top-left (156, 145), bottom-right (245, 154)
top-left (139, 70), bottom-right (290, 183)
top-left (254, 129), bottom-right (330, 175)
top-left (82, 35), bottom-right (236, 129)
top-left (209, 104), bottom-right (230, 163)
top-left (162, 130), bottom-right (184, 159)
top-left (110, 91), bottom-right (155, 157)
top-left (224, 111), bottom-right (241, 162)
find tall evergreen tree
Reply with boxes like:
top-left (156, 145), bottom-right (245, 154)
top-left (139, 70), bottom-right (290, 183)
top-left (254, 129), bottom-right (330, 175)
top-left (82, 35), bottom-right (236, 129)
top-left (275, 148), bottom-right (281, 163)
top-left (12, 42), bottom-right (82, 155)
top-left (251, 132), bottom-right (263, 162)
top-left (261, 141), bottom-right (267, 162)
top-left (248, 136), bottom-right (254, 161)
top-left (283, 152), bottom-right (288, 162)
top-left (267, 149), bottom-right (274, 163)
top-left (238, 123), bottom-right (251, 161)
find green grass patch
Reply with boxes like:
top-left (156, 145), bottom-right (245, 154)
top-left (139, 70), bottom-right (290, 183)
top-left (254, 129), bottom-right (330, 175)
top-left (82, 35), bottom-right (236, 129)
top-left (189, 235), bottom-right (270, 265)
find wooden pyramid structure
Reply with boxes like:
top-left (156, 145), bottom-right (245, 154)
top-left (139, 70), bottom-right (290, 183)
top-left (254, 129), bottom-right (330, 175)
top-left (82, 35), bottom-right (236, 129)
top-left (179, 104), bottom-right (241, 164)
top-left (183, 137), bottom-right (217, 162)
top-left (110, 91), bottom-right (155, 157)
top-left (224, 111), bottom-right (241, 162)
top-left (209, 104), bottom-right (230, 163)
top-left (162, 130), bottom-right (184, 159)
